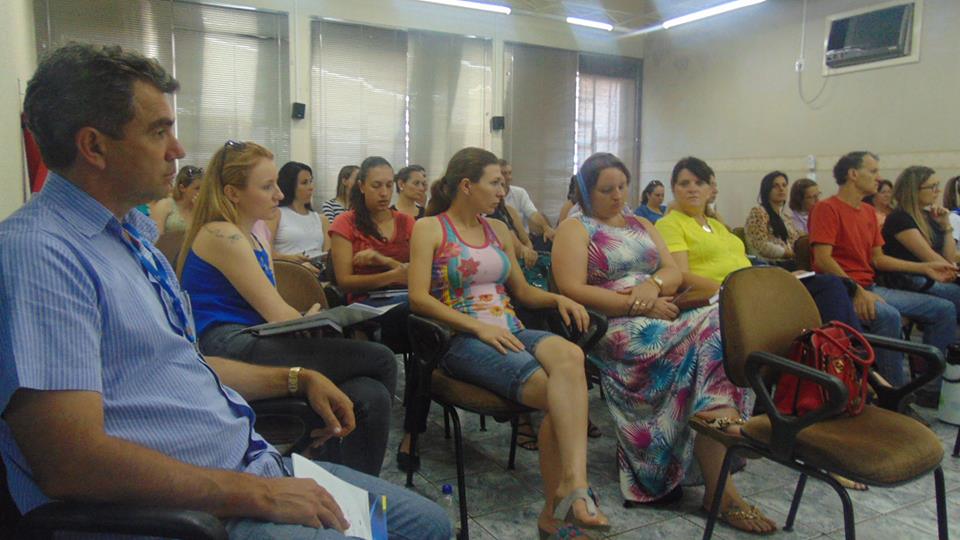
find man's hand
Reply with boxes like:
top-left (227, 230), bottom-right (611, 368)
top-left (257, 476), bottom-right (349, 531)
top-left (520, 245), bottom-right (539, 268)
top-left (921, 261), bottom-right (958, 283)
top-left (543, 227), bottom-right (556, 242)
top-left (300, 371), bottom-right (355, 448)
top-left (853, 286), bottom-right (884, 321)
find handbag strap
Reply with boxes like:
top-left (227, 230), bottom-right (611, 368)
top-left (809, 321), bottom-right (875, 366)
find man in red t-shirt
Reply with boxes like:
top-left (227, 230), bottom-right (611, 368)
top-left (809, 151), bottom-right (956, 387)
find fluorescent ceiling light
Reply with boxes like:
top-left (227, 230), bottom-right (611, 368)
top-left (415, 0), bottom-right (511, 15)
top-left (661, 0), bottom-right (766, 29)
top-left (566, 17), bottom-right (613, 31)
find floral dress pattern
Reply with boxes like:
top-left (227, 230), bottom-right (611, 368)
top-left (579, 214), bottom-right (749, 502)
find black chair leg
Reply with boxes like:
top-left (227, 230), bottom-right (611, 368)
top-left (449, 407), bottom-right (470, 540)
top-left (508, 417), bottom-right (519, 470)
top-left (599, 384), bottom-right (605, 400)
top-left (934, 467), bottom-right (948, 540)
top-left (702, 445), bottom-right (739, 540)
top-left (823, 473), bottom-right (856, 540)
top-left (405, 431), bottom-right (418, 488)
top-left (953, 427), bottom-right (959, 457)
top-left (444, 409), bottom-right (451, 440)
top-left (479, 414), bottom-right (486, 431)
top-left (784, 473), bottom-right (807, 531)
top-left (401, 354), bottom-right (411, 406)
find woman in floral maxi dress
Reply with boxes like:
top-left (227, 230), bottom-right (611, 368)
top-left (553, 153), bottom-right (777, 535)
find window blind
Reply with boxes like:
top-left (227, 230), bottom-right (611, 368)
top-left (503, 43), bottom-right (578, 223)
top-left (310, 20), bottom-right (408, 206)
top-left (34, 0), bottom-right (290, 171)
top-left (576, 53), bottom-right (641, 190)
top-left (407, 31), bottom-right (492, 179)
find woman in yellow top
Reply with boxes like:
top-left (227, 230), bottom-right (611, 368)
top-left (655, 157), bottom-right (750, 286)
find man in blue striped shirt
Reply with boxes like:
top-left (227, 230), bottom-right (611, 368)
top-left (0, 43), bottom-right (448, 539)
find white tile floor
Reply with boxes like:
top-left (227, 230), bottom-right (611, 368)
top-left (385, 369), bottom-right (959, 540)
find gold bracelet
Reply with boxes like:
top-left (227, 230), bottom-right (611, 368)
top-left (287, 366), bottom-right (303, 396)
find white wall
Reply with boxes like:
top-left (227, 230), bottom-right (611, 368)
top-left (639, 0), bottom-right (960, 227)
top-left (0, 0), bottom-right (36, 219)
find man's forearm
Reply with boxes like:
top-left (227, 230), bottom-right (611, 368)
top-left (206, 356), bottom-right (288, 402)
top-left (813, 251), bottom-right (852, 280)
top-left (529, 212), bottom-right (554, 236)
top-left (53, 434), bottom-right (269, 519)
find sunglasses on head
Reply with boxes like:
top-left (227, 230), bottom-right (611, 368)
top-left (219, 140), bottom-right (247, 178)
top-left (183, 166), bottom-right (203, 179)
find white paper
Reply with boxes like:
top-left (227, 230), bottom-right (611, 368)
top-left (292, 453), bottom-right (372, 540)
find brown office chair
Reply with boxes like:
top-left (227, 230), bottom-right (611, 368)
top-left (274, 259), bottom-right (328, 312)
top-left (731, 226), bottom-right (746, 244)
top-left (696, 266), bottom-right (948, 540)
top-left (154, 230), bottom-right (185, 266)
top-left (404, 310), bottom-right (608, 540)
top-left (794, 235), bottom-right (811, 271)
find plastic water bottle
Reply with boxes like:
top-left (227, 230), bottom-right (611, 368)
top-left (440, 483), bottom-right (459, 539)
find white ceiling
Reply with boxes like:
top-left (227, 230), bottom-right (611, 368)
top-left (506, 0), bottom-right (732, 31)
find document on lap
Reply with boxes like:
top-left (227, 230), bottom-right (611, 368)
top-left (244, 303), bottom-right (403, 336)
top-left (293, 453), bottom-right (375, 540)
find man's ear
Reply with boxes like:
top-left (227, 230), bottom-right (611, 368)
top-left (74, 127), bottom-right (109, 171)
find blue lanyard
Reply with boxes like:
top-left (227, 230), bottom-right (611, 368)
top-left (115, 221), bottom-right (275, 465)
top-left (115, 222), bottom-right (197, 345)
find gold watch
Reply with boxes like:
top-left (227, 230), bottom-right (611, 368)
top-left (287, 366), bottom-right (303, 396)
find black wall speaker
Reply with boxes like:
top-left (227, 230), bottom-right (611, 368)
top-left (291, 102), bottom-right (306, 120)
top-left (490, 116), bottom-right (505, 131)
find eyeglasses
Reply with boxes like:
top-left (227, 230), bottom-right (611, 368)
top-left (919, 183), bottom-right (941, 192)
top-left (219, 140), bottom-right (247, 179)
top-left (183, 166), bottom-right (203, 180)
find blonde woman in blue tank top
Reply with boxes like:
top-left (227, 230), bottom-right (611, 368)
top-left (408, 147), bottom-right (610, 539)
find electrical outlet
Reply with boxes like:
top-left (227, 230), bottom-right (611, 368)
top-left (795, 58), bottom-right (805, 72)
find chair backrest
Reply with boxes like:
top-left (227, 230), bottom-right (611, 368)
top-left (719, 266), bottom-right (821, 387)
top-left (794, 235), bottom-right (811, 271)
top-left (274, 260), bottom-right (328, 312)
top-left (731, 226), bottom-right (746, 244)
top-left (155, 230), bottom-right (185, 266)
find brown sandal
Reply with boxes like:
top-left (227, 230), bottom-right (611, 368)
top-left (689, 415), bottom-right (763, 459)
top-left (714, 503), bottom-right (778, 535)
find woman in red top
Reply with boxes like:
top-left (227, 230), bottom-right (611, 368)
top-left (329, 155), bottom-right (420, 472)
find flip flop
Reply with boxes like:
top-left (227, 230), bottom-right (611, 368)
top-left (704, 503), bottom-right (778, 536)
top-left (553, 487), bottom-right (611, 537)
top-left (538, 523), bottom-right (591, 539)
top-left (830, 472), bottom-right (869, 491)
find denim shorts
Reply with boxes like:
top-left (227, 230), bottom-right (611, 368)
top-left (440, 328), bottom-right (554, 402)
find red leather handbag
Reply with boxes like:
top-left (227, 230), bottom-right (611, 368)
top-left (773, 321), bottom-right (875, 417)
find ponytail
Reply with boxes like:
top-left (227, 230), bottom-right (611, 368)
top-left (426, 147), bottom-right (499, 216)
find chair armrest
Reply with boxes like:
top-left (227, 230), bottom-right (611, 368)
top-left (250, 397), bottom-right (368, 457)
top-left (744, 351), bottom-right (848, 460)
top-left (540, 309), bottom-right (608, 353)
top-left (322, 283), bottom-right (345, 308)
top-left (406, 315), bottom-right (454, 434)
top-left (21, 502), bottom-right (227, 540)
top-left (860, 333), bottom-right (945, 412)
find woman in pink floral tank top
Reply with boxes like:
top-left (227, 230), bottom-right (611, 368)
top-left (408, 147), bottom-right (610, 538)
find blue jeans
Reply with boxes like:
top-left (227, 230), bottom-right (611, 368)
top-left (904, 276), bottom-right (960, 324)
top-left (864, 285), bottom-right (956, 386)
top-left (226, 461), bottom-right (451, 540)
top-left (441, 329), bottom-right (554, 401)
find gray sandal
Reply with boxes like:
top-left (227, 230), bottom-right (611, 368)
top-left (553, 487), bottom-right (611, 537)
